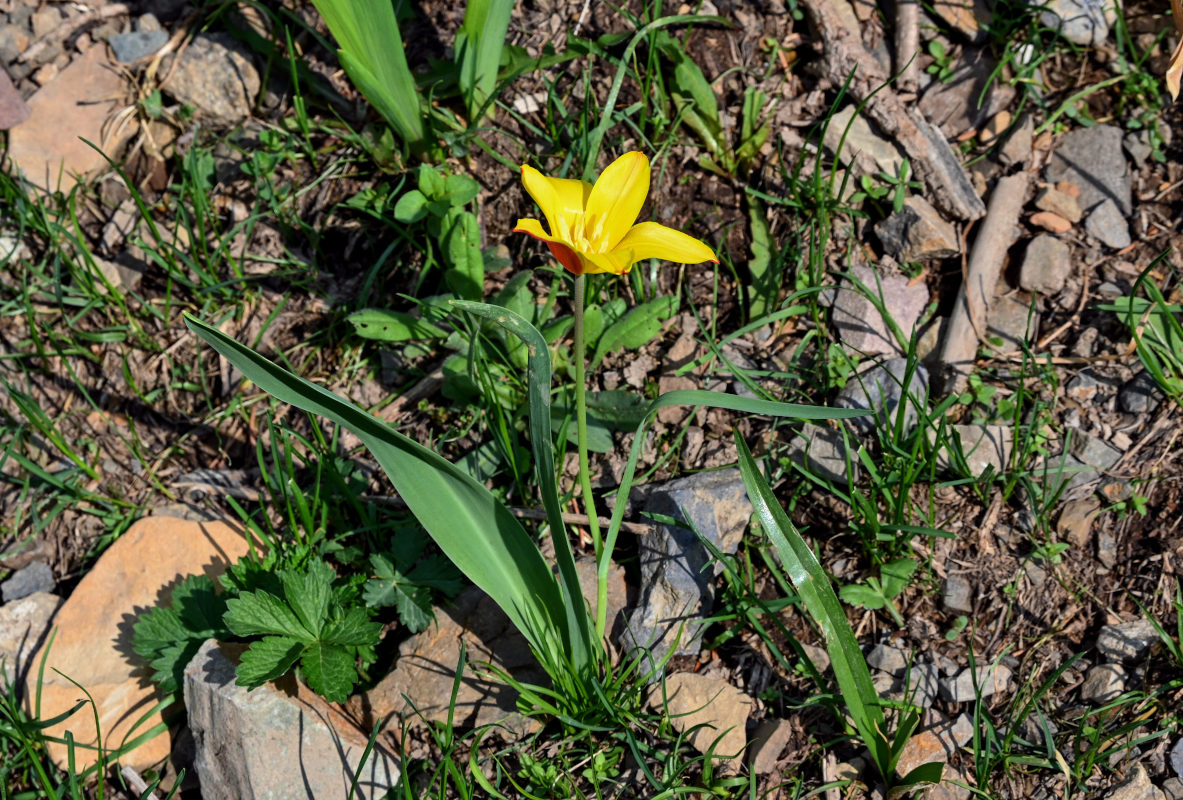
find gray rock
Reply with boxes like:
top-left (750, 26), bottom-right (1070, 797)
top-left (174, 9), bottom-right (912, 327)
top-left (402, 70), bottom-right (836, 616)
top-left (1039, 0), bottom-right (1114, 45)
top-left (1164, 778), bottom-right (1183, 800)
top-left (825, 105), bottom-right (905, 177)
top-left (1119, 370), bottom-right (1164, 414)
top-left (184, 640), bottom-right (400, 799)
top-left (1081, 663), bottom-right (1126, 703)
top-left (31, 7), bottom-right (61, 39)
top-left (0, 68), bottom-right (29, 131)
top-left (872, 670), bottom-right (899, 696)
top-left (1096, 619), bottom-right (1159, 661)
top-left (1035, 185), bottom-right (1084, 223)
top-left (1086, 199), bottom-right (1132, 250)
top-left (1168, 736), bottom-right (1183, 778)
top-left (1124, 130), bottom-right (1154, 167)
top-left (0, 24), bottom-right (30, 64)
top-left (622, 469), bottom-right (753, 664)
top-left (918, 46), bottom-right (1013, 139)
top-left (834, 358), bottom-right (929, 437)
top-left (92, 256), bottom-right (144, 294)
top-left (998, 112), bottom-right (1034, 167)
top-left (1071, 432), bottom-right (1123, 469)
top-left (868, 643), bottom-right (909, 676)
top-left (1066, 367), bottom-right (1108, 403)
top-left (1097, 528), bottom-right (1118, 568)
top-left (940, 663), bottom-right (1012, 702)
top-left (875, 196), bottom-right (961, 262)
top-left (786, 422), bottom-right (857, 486)
top-left (802, 643), bottom-right (831, 673)
top-left (943, 574), bottom-right (974, 614)
top-left (108, 30), bottom-right (169, 63)
top-left (905, 662), bottom-right (941, 709)
top-left (1020, 234), bottom-right (1073, 295)
top-left (830, 264), bottom-right (930, 356)
top-left (0, 591), bottom-right (61, 686)
top-left (1044, 124), bottom-right (1131, 216)
top-left (987, 292), bottom-right (1039, 349)
top-left (1101, 763), bottom-right (1166, 800)
top-left (933, 424), bottom-right (1014, 478)
top-left (162, 33), bottom-right (260, 125)
top-left (749, 718), bottom-right (794, 775)
top-left (1, 561), bottom-right (54, 603)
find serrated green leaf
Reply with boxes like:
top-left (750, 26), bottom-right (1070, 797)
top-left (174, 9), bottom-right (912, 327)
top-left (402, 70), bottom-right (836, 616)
top-left (393, 190), bottom-right (428, 224)
top-left (322, 607), bottom-right (383, 646)
top-left (362, 553), bottom-right (402, 608)
top-left (132, 606), bottom-right (188, 657)
top-left (393, 586), bottom-right (434, 633)
top-left (225, 591), bottom-right (313, 641)
top-left (236, 636), bottom-right (305, 689)
top-left (172, 574), bottom-right (229, 637)
top-left (839, 584), bottom-right (886, 610)
top-left (408, 554), bottom-right (464, 596)
top-left (300, 642), bottom-right (357, 703)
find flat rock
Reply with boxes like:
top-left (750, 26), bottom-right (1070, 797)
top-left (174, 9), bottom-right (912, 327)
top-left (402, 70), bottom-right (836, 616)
top-left (834, 358), bottom-right (929, 437)
top-left (1086, 198), bottom-right (1132, 250)
top-left (8, 46), bottom-right (134, 193)
top-left (1102, 764), bottom-right (1167, 800)
top-left (867, 643), bottom-right (909, 676)
top-left (943, 574), bottom-right (974, 614)
top-left (0, 67), bottom-right (29, 129)
top-left (649, 673), bottom-right (752, 768)
top-left (749, 718), bottom-right (794, 774)
top-left (1040, 0), bottom-right (1115, 45)
top-left (931, 0), bottom-right (991, 39)
top-left (875, 196), bottom-right (961, 262)
top-left (1119, 371), bottom-right (1164, 414)
top-left (825, 105), bottom-right (905, 178)
top-left (1170, 737), bottom-right (1183, 778)
top-left (1019, 234), bottom-right (1073, 295)
top-left (1044, 124), bottom-right (1131, 216)
top-left (0, 560), bottom-right (54, 603)
top-left (1081, 663), bottom-right (1126, 703)
top-left (108, 30), bottom-right (169, 63)
top-left (997, 112), bottom-right (1033, 167)
top-left (831, 263), bottom-right (929, 355)
top-left (933, 424), bottom-right (1013, 478)
top-left (185, 639), bottom-right (399, 799)
top-left (1096, 619), bottom-right (1159, 662)
top-left (895, 729), bottom-right (950, 780)
top-left (24, 516), bottom-right (253, 772)
top-left (161, 33), bottom-right (259, 125)
top-left (987, 292), bottom-right (1039, 350)
top-left (1058, 497), bottom-right (1101, 548)
top-left (1071, 432), bottom-right (1122, 469)
top-left (1035, 185), bottom-right (1083, 223)
top-left (919, 46), bottom-right (1013, 139)
top-left (0, 591), bottom-right (60, 686)
top-left (622, 470), bottom-right (752, 663)
top-left (1030, 211), bottom-right (1072, 233)
top-left (787, 422), bottom-right (856, 485)
top-left (940, 663), bottom-right (1011, 702)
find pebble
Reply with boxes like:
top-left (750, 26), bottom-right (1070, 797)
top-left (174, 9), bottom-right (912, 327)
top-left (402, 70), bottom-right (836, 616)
top-left (932, 424), bottom-right (1014, 478)
top-left (998, 112), bottom-right (1033, 166)
top-left (1071, 432), bottom-right (1123, 469)
top-left (940, 663), bottom-right (1011, 703)
top-left (1119, 371), bottom-right (1164, 414)
top-left (1035, 185), bottom-right (1084, 223)
top-left (875, 195), bottom-right (961, 261)
top-left (1165, 778), bottom-right (1183, 800)
top-left (0, 561), bottom-right (55, 603)
top-left (1066, 368), bottom-right (1105, 403)
top-left (1086, 198), bottom-right (1132, 250)
top-left (1081, 663), bottom-right (1126, 703)
top-left (1097, 528), bottom-right (1118, 568)
top-left (1101, 763), bottom-right (1167, 800)
top-left (0, 24), bottom-right (30, 62)
top-left (162, 33), bottom-right (260, 125)
top-left (1019, 234), bottom-right (1073, 294)
top-left (108, 30), bottom-right (169, 63)
top-left (829, 263), bottom-right (929, 356)
top-left (1045, 124), bottom-right (1132, 216)
top-left (868, 643), bottom-right (909, 676)
top-left (0, 67), bottom-right (29, 129)
top-left (1169, 737), bottom-right (1183, 779)
top-left (1030, 210), bottom-right (1072, 233)
top-left (834, 359), bottom-right (929, 437)
top-left (987, 292), bottom-right (1039, 349)
top-left (981, 110), bottom-right (1010, 145)
top-left (1040, 0), bottom-right (1113, 45)
top-left (943, 575), bottom-right (973, 614)
top-left (787, 422), bottom-right (857, 486)
top-left (31, 6), bottom-right (60, 38)
top-left (1124, 130), bottom-right (1155, 167)
top-left (749, 718), bottom-right (794, 775)
top-left (30, 63), bottom-right (57, 86)
top-left (1058, 498), bottom-right (1101, 547)
top-left (1096, 619), bottom-right (1159, 662)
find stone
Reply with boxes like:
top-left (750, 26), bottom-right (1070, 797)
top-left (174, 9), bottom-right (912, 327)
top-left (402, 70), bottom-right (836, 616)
top-left (1170, 737), bottom-right (1183, 779)
top-left (185, 640), bottom-right (399, 799)
top-left (1019, 234), bottom-right (1073, 295)
top-left (943, 575), bottom-right (973, 614)
top-left (1086, 198), bottom-right (1132, 250)
top-left (825, 105), bottom-right (905, 178)
top-left (1101, 764), bottom-right (1166, 800)
top-left (1164, 778), bottom-right (1183, 800)
top-left (1035, 185), bottom-right (1084, 223)
top-left (868, 643), bottom-right (909, 676)
top-left (622, 470), bottom-right (753, 663)
top-left (933, 424), bottom-right (1013, 478)
top-left (802, 643), bottom-right (830, 673)
top-left (1071, 432), bottom-right (1122, 469)
top-left (749, 718), bottom-right (794, 774)
top-left (1040, 0), bottom-right (1115, 46)
top-left (649, 673), bottom-right (752, 767)
top-left (1124, 129), bottom-right (1155, 167)
top-left (998, 112), bottom-right (1033, 167)
top-left (24, 516), bottom-right (253, 772)
top-left (987, 292), bottom-right (1039, 350)
top-left (0, 24), bottom-right (31, 64)
top-left (931, 0), bottom-right (991, 39)
top-left (831, 264), bottom-right (929, 355)
top-left (92, 255), bottom-right (144, 294)
top-left (875, 196), bottom-right (961, 262)
top-left (1066, 367), bottom-right (1108, 403)
top-left (108, 30), bottom-right (169, 63)
top-left (1030, 211), bottom-right (1072, 233)
top-left (787, 422), bottom-right (856, 486)
top-left (919, 47), bottom-right (1013, 139)
top-left (0, 68), bottom-right (29, 129)
top-left (895, 729), bottom-right (950, 780)
top-left (1081, 663), bottom-right (1126, 703)
top-left (8, 46), bottom-right (135, 193)
top-left (162, 33), bottom-right (260, 125)
top-left (926, 764), bottom-right (972, 800)
top-left (905, 662), bottom-right (942, 709)
top-left (940, 663), bottom-right (1011, 702)
top-left (1119, 371), bottom-right (1164, 414)
top-left (1058, 498), bottom-right (1101, 548)
top-left (1097, 529), bottom-right (1118, 568)
top-left (31, 7), bottom-right (61, 38)
top-left (1, 561), bottom-right (54, 603)
top-left (980, 110), bottom-right (1010, 145)
top-left (834, 359), bottom-right (929, 437)
top-left (1045, 124), bottom-right (1132, 216)
top-left (0, 591), bottom-right (60, 686)
top-left (1096, 619), bottom-right (1159, 662)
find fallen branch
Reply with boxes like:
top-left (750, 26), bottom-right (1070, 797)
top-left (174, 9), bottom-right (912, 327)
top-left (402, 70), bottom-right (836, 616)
top-left (802, 0), bottom-right (985, 221)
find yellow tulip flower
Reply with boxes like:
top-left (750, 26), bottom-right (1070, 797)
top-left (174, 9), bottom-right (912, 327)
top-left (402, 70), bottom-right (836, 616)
top-left (514, 151), bottom-right (718, 276)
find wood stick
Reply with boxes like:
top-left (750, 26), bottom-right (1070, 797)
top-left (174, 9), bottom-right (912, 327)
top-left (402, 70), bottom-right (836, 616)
top-left (802, 0), bottom-right (986, 221)
top-left (939, 172), bottom-right (1029, 395)
top-left (895, 0), bottom-right (920, 93)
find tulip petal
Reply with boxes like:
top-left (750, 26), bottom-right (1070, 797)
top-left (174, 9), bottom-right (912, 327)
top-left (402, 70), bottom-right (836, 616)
top-left (521, 165), bottom-right (592, 239)
top-left (1168, 37), bottom-right (1183, 100)
top-left (514, 218), bottom-right (583, 274)
top-left (580, 249), bottom-right (634, 275)
top-left (584, 152), bottom-right (649, 250)
top-left (614, 221), bottom-right (717, 265)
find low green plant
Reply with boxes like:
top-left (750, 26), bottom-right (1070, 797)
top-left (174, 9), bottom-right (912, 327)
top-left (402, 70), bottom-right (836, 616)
top-left (925, 40), bottom-right (956, 83)
top-left (839, 557), bottom-right (917, 627)
top-left (362, 528), bottom-right (465, 633)
top-left (848, 159), bottom-right (923, 215)
top-left (1097, 255), bottom-right (1183, 403)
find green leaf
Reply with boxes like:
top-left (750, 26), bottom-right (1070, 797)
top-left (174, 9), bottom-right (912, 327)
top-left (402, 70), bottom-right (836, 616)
top-left (393, 189), bottom-right (428, 224)
top-left (408, 554), bottom-right (465, 595)
top-left (839, 583), bottom-right (886, 610)
top-left (172, 575), bottom-right (229, 636)
top-left (300, 642), bottom-right (357, 703)
top-left (592, 296), bottom-right (676, 367)
top-left (746, 197), bottom-right (775, 319)
top-left (362, 553), bottom-right (404, 608)
top-left (224, 590), bottom-right (313, 642)
top-left (445, 211), bottom-right (484, 301)
top-left (236, 636), bottom-right (305, 689)
top-left (444, 174), bottom-right (481, 206)
top-left (585, 390), bottom-right (648, 429)
top-left (880, 558), bottom-right (917, 597)
top-left (347, 308), bottom-right (448, 342)
top-left (321, 607), bottom-right (383, 646)
top-left (394, 585), bottom-right (434, 633)
top-left (418, 163), bottom-right (445, 198)
top-left (281, 559), bottom-right (334, 639)
top-left (456, 0), bottom-right (514, 122)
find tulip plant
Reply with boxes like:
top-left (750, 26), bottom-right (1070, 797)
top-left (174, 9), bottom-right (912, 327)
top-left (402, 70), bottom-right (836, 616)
top-left (186, 151), bottom-right (865, 722)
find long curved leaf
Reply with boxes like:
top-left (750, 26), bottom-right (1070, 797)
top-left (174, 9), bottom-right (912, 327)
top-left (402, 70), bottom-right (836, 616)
top-left (184, 314), bottom-right (568, 667)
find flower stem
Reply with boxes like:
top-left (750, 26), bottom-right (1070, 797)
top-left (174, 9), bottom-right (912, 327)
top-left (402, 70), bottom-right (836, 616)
top-left (572, 275), bottom-right (607, 637)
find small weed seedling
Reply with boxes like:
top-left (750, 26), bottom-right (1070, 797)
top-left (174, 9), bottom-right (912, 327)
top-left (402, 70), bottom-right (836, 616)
top-left (839, 557), bottom-right (918, 627)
